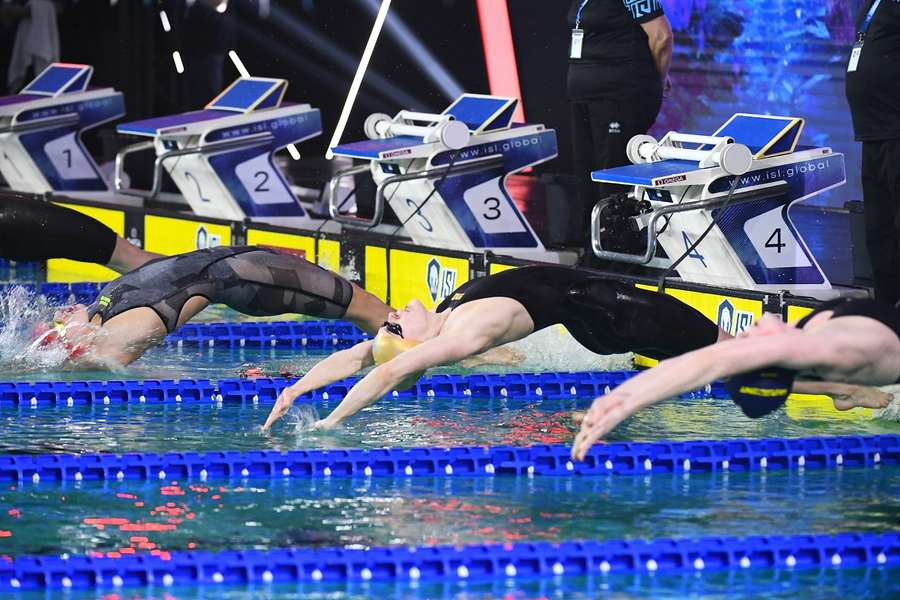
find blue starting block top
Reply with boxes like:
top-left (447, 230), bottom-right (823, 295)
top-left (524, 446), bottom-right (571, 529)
top-left (117, 77), bottom-right (289, 136)
top-left (206, 77), bottom-right (287, 113)
top-left (117, 109), bottom-right (235, 137)
top-left (21, 63), bottom-right (92, 97)
top-left (592, 159), bottom-right (699, 186)
top-left (444, 94), bottom-right (518, 133)
top-left (331, 135), bottom-right (425, 160)
top-left (713, 113), bottom-right (804, 158)
top-left (331, 94), bottom-right (521, 159)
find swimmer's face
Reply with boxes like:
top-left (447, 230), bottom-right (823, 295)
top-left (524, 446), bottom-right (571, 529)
top-left (31, 305), bottom-right (93, 358)
top-left (384, 299), bottom-right (430, 341)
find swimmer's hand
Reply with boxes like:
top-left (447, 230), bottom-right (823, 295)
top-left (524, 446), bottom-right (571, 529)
top-left (262, 385), bottom-right (302, 431)
top-left (571, 389), bottom-right (641, 462)
top-left (311, 418), bottom-right (336, 431)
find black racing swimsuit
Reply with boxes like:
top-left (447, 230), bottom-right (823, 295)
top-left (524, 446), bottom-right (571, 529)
top-left (87, 246), bottom-right (353, 333)
top-left (436, 265), bottom-right (718, 360)
top-left (798, 297), bottom-right (900, 383)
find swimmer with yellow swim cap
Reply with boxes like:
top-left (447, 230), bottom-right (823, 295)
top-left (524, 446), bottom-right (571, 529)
top-left (262, 265), bottom-right (736, 431)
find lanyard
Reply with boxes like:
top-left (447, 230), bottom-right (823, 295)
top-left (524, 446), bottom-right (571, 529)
top-left (575, 0), bottom-right (591, 29)
top-left (860, 0), bottom-right (882, 37)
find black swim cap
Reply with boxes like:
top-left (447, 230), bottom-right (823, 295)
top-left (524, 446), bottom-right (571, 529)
top-left (724, 367), bottom-right (797, 418)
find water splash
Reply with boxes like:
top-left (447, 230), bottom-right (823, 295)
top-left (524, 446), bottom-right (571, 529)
top-left (505, 326), bottom-right (634, 373)
top-left (0, 286), bottom-right (65, 371)
top-left (286, 404), bottom-right (323, 435)
top-left (874, 385), bottom-right (900, 422)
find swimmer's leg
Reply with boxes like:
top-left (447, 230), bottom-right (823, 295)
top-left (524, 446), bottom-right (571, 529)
top-left (0, 195), bottom-right (157, 272)
top-left (212, 250), bottom-right (389, 333)
top-left (567, 279), bottom-right (721, 360)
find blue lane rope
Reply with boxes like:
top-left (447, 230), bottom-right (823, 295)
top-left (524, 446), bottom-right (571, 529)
top-left (167, 320), bottom-right (370, 349)
top-left (0, 371), bottom-right (726, 407)
top-left (0, 435), bottom-right (894, 483)
top-left (1, 531), bottom-right (896, 590)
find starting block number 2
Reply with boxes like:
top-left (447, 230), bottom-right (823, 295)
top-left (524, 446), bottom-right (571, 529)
top-left (462, 177), bottom-right (526, 234)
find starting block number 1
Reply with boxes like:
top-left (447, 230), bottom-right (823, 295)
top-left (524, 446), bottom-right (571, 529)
top-left (45, 132), bottom-right (96, 180)
top-left (463, 177), bottom-right (526, 234)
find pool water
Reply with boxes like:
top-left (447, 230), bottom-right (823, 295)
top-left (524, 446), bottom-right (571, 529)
top-left (5, 567), bottom-right (900, 600)
top-left (1, 468), bottom-right (897, 557)
top-left (1, 395), bottom-right (898, 455)
top-left (2, 285), bottom-right (898, 597)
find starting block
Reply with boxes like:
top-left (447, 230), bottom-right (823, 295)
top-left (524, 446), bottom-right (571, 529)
top-left (329, 94), bottom-right (573, 263)
top-left (115, 77), bottom-right (322, 225)
top-left (591, 113), bottom-right (845, 293)
top-left (0, 63), bottom-right (124, 196)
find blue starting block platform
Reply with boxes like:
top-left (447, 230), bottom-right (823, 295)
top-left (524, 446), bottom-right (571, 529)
top-left (590, 113), bottom-right (842, 294)
top-left (115, 77), bottom-right (321, 225)
top-left (0, 63), bottom-right (124, 196)
top-left (329, 94), bottom-right (573, 264)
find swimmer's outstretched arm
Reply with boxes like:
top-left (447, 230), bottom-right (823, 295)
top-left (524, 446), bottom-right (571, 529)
top-left (315, 334), bottom-right (489, 429)
top-left (571, 326), bottom-right (864, 461)
top-left (261, 340), bottom-right (375, 430)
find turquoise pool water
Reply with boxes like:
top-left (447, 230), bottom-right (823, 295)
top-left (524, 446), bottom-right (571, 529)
top-left (2, 283), bottom-right (898, 598)
top-left (1, 396), bottom-right (898, 455)
top-left (1, 468), bottom-right (897, 556)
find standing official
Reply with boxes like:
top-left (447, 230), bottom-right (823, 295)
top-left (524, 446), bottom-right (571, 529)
top-left (845, 0), bottom-right (900, 304)
top-left (566, 0), bottom-right (673, 257)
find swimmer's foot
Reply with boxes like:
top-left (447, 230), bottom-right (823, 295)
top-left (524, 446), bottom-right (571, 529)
top-left (832, 387), bottom-right (892, 411)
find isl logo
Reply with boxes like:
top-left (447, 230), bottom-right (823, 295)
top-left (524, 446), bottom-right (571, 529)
top-left (426, 257), bottom-right (457, 304)
top-left (196, 226), bottom-right (221, 249)
top-left (717, 299), bottom-right (754, 335)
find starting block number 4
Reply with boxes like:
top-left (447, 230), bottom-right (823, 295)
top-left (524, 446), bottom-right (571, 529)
top-left (45, 132), bottom-right (96, 180)
top-left (744, 206), bottom-right (811, 269)
top-left (236, 154), bottom-right (290, 205)
top-left (462, 177), bottom-right (526, 234)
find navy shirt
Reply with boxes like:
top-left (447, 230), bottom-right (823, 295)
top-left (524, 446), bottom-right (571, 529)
top-left (845, 0), bottom-right (900, 141)
top-left (567, 0), bottom-right (665, 100)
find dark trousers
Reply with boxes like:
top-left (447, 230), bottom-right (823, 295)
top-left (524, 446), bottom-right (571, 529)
top-left (862, 139), bottom-right (900, 304)
top-left (569, 94), bottom-right (661, 254)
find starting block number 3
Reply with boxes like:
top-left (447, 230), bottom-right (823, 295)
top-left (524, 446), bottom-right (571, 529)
top-left (744, 206), bottom-right (811, 269)
top-left (462, 177), bottom-right (526, 234)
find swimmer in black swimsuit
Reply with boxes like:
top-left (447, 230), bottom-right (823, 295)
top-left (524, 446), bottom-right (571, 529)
top-left (571, 297), bottom-right (900, 461)
top-left (0, 194), bottom-right (158, 273)
top-left (34, 246), bottom-right (391, 369)
top-left (262, 265), bottom-right (729, 430)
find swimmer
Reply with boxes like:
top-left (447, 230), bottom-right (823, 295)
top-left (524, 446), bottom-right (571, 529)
top-left (571, 297), bottom-right (900, 461)
top-left (262, 265), bottom-right (729, 430)
top-left (0, 194), bottom-right (158, 273)
top-left (30, 246), bottom-right (392, 369)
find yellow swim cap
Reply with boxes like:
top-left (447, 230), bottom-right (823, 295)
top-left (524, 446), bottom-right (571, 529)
top-left (372, 329), bottom-right (420, 366)
top-left (372, 329), bottom-right (425, 390)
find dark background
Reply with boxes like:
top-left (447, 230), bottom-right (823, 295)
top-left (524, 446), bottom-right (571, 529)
top-left (0, 0), bottom-right (863, 202)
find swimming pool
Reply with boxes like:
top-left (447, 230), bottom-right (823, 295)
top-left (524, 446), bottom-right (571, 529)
top-left (0, 281), bottom-right (898, 597)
